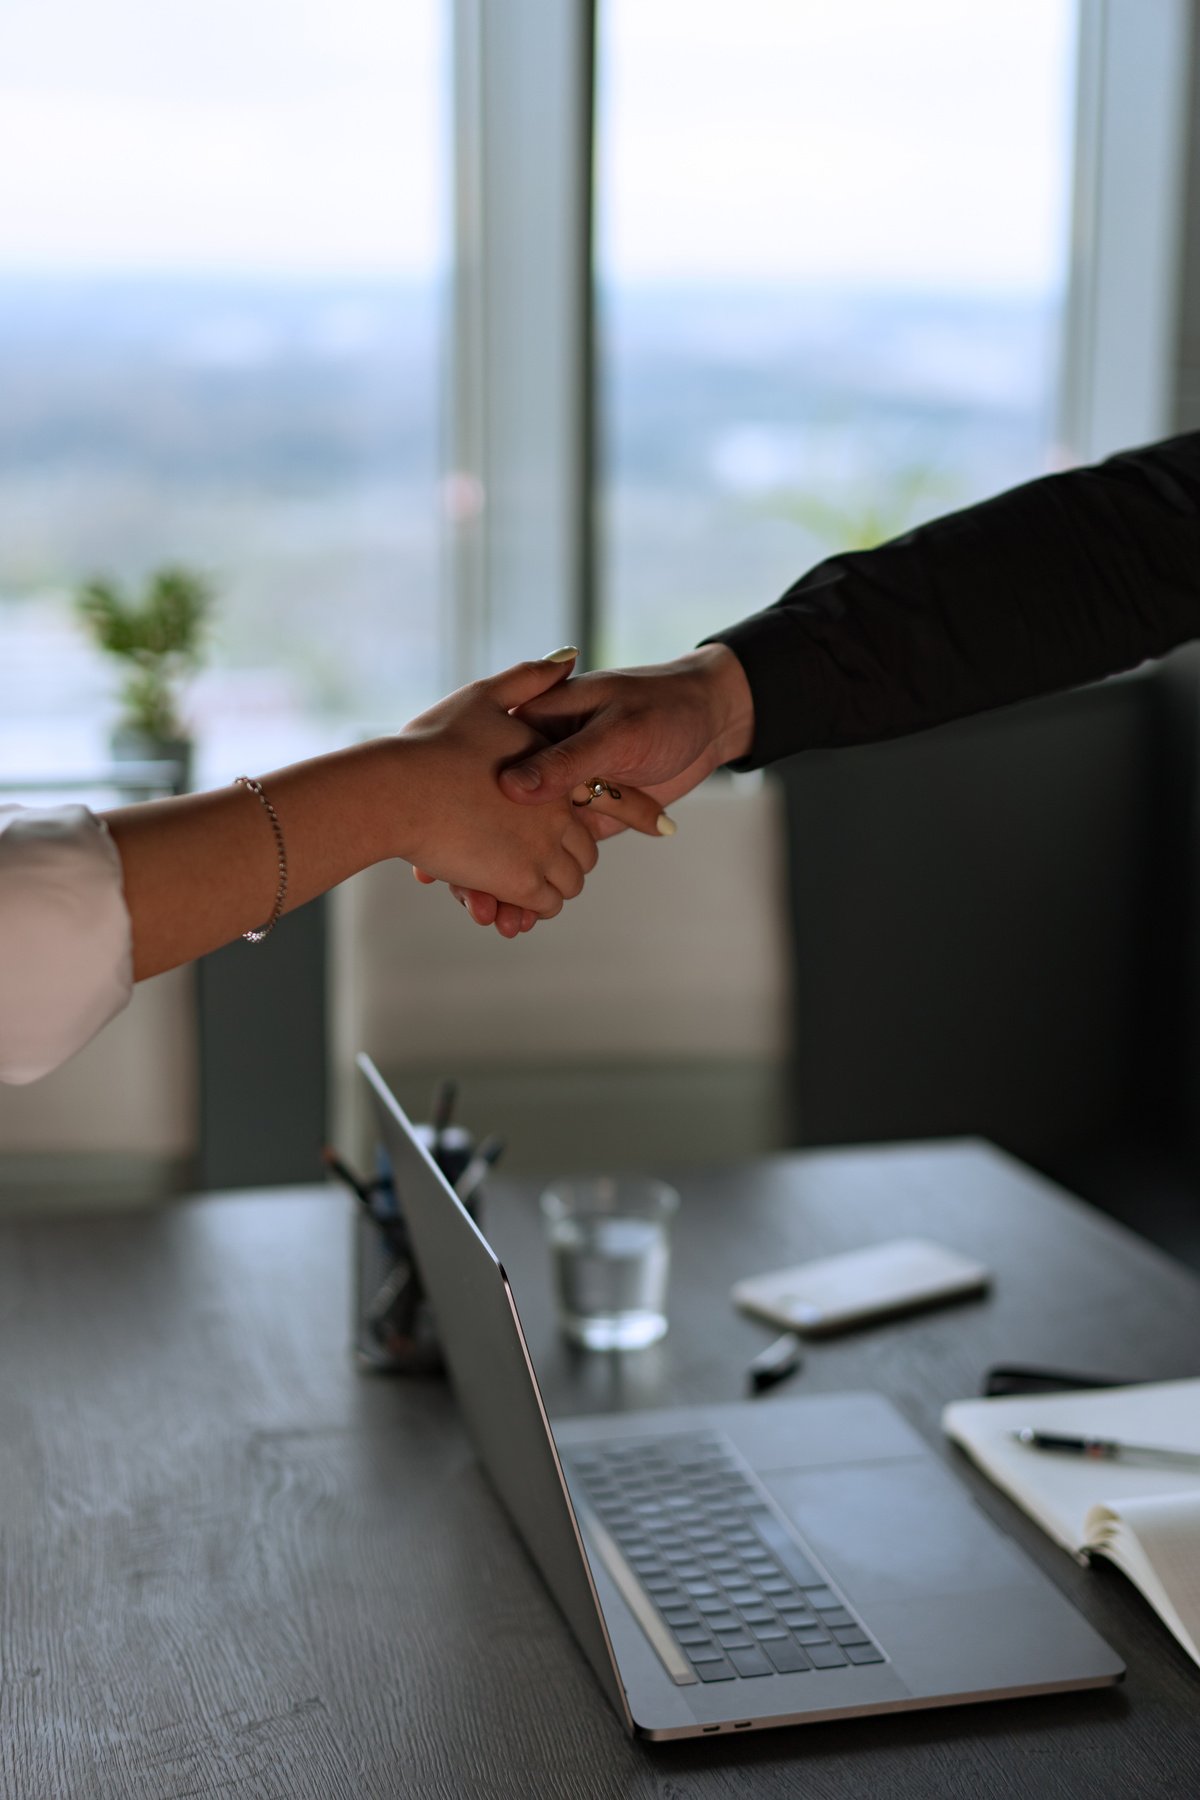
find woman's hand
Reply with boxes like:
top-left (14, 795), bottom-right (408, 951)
top-left (406, 656), bottom-right (684, 936)
top-left (392, 658), bottom-right (592, 917)
top-left (417, 772), bottom-right (683, 936)
top-left (397, 656), bottom-right (667, 920)
top-left (411, 647), bottom-right (751, 936)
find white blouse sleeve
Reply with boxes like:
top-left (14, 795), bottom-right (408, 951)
top-left (0, 804), bottom-right (134, 1085)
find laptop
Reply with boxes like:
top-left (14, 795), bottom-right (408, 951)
top-left (360, 1056), bottom-right (1123, 1741)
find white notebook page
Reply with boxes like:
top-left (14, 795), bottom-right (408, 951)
top-left (1085, 1491), bottom-right (1200, 1665)
top-left (943, 1378), bottom-right (1200, 1670)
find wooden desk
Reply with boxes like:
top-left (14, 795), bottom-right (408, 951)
top-left (2, 1140), bottom-right (1198, 1797)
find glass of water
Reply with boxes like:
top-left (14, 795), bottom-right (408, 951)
top-left (540, 1175), bottom-right (680, 1350)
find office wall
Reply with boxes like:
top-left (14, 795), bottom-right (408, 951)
top-left (0, 899), bottom-right (329, 1204)
top-left (194, 899), bottom-right (328, 1191)
top-left (0, 965), bottom-right (197, 1208)
top-left (776, 666), bottom-right (1183, 1171)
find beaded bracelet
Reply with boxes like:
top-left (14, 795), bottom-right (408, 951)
top-left (234, 775), bottom-right (288, 943)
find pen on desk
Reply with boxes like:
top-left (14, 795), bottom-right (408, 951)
top-left (431, 1078), bottom-right (458, 1155)
top-left (455, 1134), bottom-right (505, 1209)
top-left (1011, 1428), bottom-right (1200, 1471)
top-left (748, 1333), bottom-right (804, 1396)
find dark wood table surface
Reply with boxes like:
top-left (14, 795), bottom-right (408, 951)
top-left (2, 1139), bottom-right (1199, 1799)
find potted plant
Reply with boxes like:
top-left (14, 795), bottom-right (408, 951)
top-left (76, 565), bottom-right (214, 793)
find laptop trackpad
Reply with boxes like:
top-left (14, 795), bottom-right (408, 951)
top-left (763, 1460), bottom-right (1040, 1603)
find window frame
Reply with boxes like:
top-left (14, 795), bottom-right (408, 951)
top-left (446, 0), bottom-right (597, 684)
top-left (1059, 0), bottom-right (1194, 462)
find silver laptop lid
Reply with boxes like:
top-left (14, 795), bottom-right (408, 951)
top-left (358, 1055), bottom-right (632, 1729)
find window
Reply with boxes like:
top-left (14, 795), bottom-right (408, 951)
top-left (2, 0), bottom-right (1186, 787)
top-left (595, 0), bottom-right (1077, 666)
top-left (0, 1), bottom-right (446, 789)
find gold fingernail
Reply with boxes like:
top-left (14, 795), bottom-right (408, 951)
top-left (542, 646), bottom-right (579, 663)
top-left (657, 814), bottom-right (677, 837)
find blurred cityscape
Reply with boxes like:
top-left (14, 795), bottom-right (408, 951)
top-left (599, 280), bottom-right (1063, 664)
top-left (0, 273), bottom-right (1062, 785)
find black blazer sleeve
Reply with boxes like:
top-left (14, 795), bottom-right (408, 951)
top-left (706, 432), bottom-right (1200, 769)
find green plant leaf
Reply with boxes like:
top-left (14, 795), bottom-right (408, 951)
top-left (75, 563), bottom-right (216, 738)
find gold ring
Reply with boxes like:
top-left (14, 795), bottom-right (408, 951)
top-left (573, 778), bottom-right (623, 807)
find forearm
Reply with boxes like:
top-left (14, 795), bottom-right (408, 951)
top-left (104, 653), bottom-right (601, 977)
top-left (709, 432), bottom-right (1200, 768)
top-left (103, 738), bottom-right (405, 980)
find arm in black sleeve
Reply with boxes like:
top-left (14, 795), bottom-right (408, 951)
top-left (706, 431), bottom-right (1200, 769)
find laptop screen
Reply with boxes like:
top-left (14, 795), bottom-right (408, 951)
top-left (358, 1054), bottom-right (630, 1728)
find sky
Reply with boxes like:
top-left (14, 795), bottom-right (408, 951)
top-left (598, 0), bottom-right (1076, 292)
top-left (0, 0), bottom-right (1075, 291)
top-left (0, 0), bottom-right (446, 276)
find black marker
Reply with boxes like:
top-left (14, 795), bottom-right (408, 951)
top-left (748, 1333), bottom-right (804, 1396)
top-left (431, 1078), bottom-right (458, 1155)
top-left (322, 1145), bottom-right (374, 1212)
top-left (322, 1146), bottom-right (393, 1229)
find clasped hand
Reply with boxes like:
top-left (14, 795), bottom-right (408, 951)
top-left (400, 652), bottom-right (670, 930)
top-left (407, 645), bottom-right (754, 937)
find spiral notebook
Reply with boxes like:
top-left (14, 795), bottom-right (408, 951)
top-left (943, 1379), bottom-right (1200, 1670)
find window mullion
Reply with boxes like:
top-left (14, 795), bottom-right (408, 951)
top-left (1060, 0), bottom-right (1194, 461)
top-left (448, 0), bottom-right (595, 683)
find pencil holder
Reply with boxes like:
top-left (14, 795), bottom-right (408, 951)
top-left (353, 1127), bottom-right (476, 1375)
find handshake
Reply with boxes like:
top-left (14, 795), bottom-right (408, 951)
top-left (404, 643), bottom-right (755, 938)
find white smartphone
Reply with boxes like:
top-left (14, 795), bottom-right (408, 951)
top-left (731, 1237), bottom-right (990, 1337)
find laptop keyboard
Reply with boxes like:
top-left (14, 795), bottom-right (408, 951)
top-left (568, 1431), bottom-right (885, 1683)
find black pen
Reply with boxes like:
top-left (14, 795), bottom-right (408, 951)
top-left (1011, 1428), bottom-right (1200, 1471)
top-left (748, 1333), bottom-right (804, 1396)
top-left (431, 1078), bottom-right (458, 1155)
top-left (322, 1145), bottom-right (375, 1210)
top-left (322, 1146), bottom-right (393, 1228)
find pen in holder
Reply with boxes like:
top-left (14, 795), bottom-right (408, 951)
top-left (355, 1127), bottom-right (472, 1375)
top-left (326, 1080), bottom-right (503, 1374)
